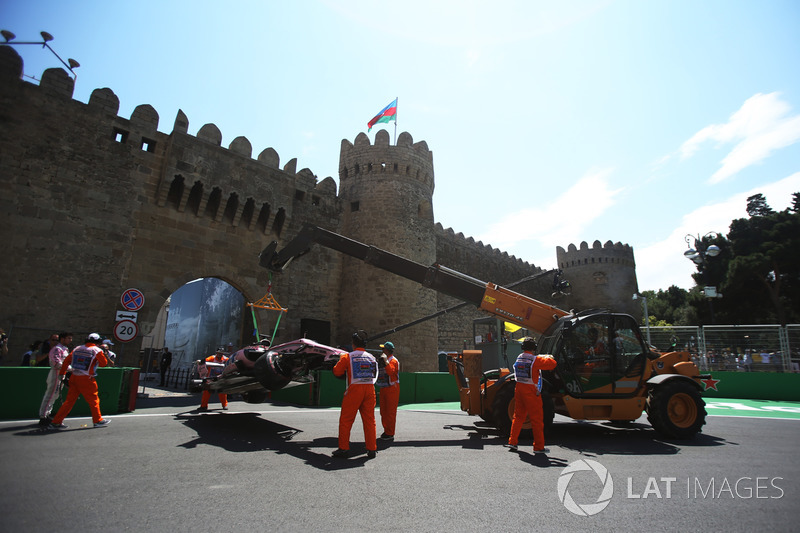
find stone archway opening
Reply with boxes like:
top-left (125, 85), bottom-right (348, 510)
top-left (157, 278), bottom-right (246, 370)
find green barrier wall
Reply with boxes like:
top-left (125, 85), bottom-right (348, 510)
top-left (414, 372), bottom-right (460, 402)
top-left (0, 367), bottom-right (137, 420)
top-left (269, 381), bottom-right (314, 406)
top-left (700, 371), bottom-right (800, 401)
top-left (315, 371), bottom-right (458, 407)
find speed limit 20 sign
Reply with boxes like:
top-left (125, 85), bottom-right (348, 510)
top-left (114, 319), bottom-right (139, 343)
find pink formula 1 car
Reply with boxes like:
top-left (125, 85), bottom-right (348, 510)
top-left (192, 338), bottom-right (346, 404)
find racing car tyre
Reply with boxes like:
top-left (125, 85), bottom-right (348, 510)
top-left (253, 352), bottom-right (291, 391)
top-left (241, 390), bottom-right (269, 404)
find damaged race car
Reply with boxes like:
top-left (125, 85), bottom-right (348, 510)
top-left (191, 338), bottom-right (346, 404)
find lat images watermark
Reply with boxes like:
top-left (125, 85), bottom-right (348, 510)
top-left (557, 460), bottom-right (785, 517)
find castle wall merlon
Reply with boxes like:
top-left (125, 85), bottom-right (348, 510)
top-left (88, 88), bottom-right (120, 116)
top-left (316, 176), bottom-right (337, 195)
top-left (173, 109), bottom-right (189, 134)
top-left (197, 123), bottom-right (222, 146)
top-left (131, 104), bottom-right (159, 132)
top-left (375, 129), bottom-right (390, 146)
top-left (229, 136), bottom-right (252, 158)
top-left (40, 67), bottom-right (74, 99)
top-left (354, 132), bottom-right (370, 147)
top-left (296, 168), bottom-right (316, 190)
top-left (0, 45), bottom-right (23, 79)
top-left (283, 158), bottom-right (297, 176)
top-left (257, 147), bottom-right (279, 168)
top-left (397, 131), bottom-right (413, 147)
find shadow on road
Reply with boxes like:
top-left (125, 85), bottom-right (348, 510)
top-left (174, 411), bottom-right (387, 471)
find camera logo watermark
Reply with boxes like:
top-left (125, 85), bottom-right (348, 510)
top-left (558, 459), bottom-right (785, 517)
top-left (557, 459), bottom-right (614, 516)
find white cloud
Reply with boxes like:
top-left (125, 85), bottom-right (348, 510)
top-left (679, 92), bottom-right (800, 183)
top-left (636, 172), bottom-right (800, 291)
top-left (475, 168), bottom-right (623, 255)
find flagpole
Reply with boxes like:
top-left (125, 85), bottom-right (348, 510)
top-left (394, 96), bottom-right (398, 145)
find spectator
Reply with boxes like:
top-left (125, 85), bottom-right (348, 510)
top-left (742, 351), bottom-right (752, 372)
top-left (21, 341), bottom-right (42, 366)
top-left (376, 341), bottom-right (400, 442)
top-left (159, 347), bottom-right (172, 386)
top-left (332, 331), bottom-right (378, 459)
top-left (0, 328), bottom-right (8, 362)
top-left (48, 333), bottom-right (111, 430)
top-left (37, 334), bottom-right (58, 366)
top-left (100, 339), bottom-right (116, 366)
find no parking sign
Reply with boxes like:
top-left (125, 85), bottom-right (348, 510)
top-left (121, 288), bottom-right (145, 311)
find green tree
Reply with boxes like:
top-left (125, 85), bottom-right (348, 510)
top-left (640, 286), bottom-right (697, 326)
top-left (745, 193), bottom-right (776, 217)
top-left (720, 193), bottom-right (800, 325)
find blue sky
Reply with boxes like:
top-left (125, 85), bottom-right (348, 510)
top-left (4, 0), bottom-right (799, 292)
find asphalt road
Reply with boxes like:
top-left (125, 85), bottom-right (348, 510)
top-left (1, 392), bottom-right (798, 533)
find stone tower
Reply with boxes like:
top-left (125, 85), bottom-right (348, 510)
top-left (337, 130), bottom-right (438, 370)
top-left (556, 240), bottom-right (641, 320)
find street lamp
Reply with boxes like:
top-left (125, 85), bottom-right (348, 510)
top-left (1, 30), bottom-right (80, 81)
top-left (684, 232), bottom-right (723, 323)
top-left (632, 293), bottom-right (651, 347)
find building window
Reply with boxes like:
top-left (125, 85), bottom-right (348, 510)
top-left (141, 137), bottom-right (156, 152)
top-left (351, 201), bottom-right (360, 212)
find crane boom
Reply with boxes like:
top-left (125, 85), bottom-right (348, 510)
top-left (259, 224), bottom-right (569, 333)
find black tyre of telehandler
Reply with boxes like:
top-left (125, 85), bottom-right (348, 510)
top-left (241, 390), bottom-right (269, 404)
top-left (491, 384), bottom-right (554, 438)
top-left (492, 383), bottom-right (518, 437)
top-left (646, 379), bottom-right (707, 439)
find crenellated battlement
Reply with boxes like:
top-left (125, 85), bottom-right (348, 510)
top-left (339, 130), bottom-right (434, 196)
top-left (0, 45), bottom-right (339, 239)
top-left (556, 239), bottom-right (636, 269)
top-left (435, 223), bottom-right (539, 269)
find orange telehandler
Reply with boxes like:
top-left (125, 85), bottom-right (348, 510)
top-left (260, 224), bottom-right (709, 439)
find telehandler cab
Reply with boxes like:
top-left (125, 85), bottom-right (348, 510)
top-left (260, 224), bottom-right (709, 439)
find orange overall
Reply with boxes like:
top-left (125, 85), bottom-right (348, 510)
top-left (51, 343), bottom-right (109, 425)
top-left (333, 350), bottom-right (378, 452)
top-left (508, 351), bottom-right (557, 451)
top-left (200, 353), bottom-right (229, 408)
top-left (377, 355), bottom-right (400, 437)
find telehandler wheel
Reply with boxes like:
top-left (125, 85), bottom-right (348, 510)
top-left (492, 383), bottom-right (521, 437)
top-left (646, 380), bottom-right (707, 439)
top-left (542, 391), bottom-right (555, 436)
top-left (491, 385), bottom-right (554, 438)
top-left (241, 390), bottom-right (269, 404)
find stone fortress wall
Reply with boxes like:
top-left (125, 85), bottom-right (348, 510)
top-left (0, 46), bottom-right (639, 372)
